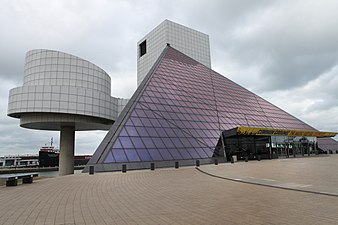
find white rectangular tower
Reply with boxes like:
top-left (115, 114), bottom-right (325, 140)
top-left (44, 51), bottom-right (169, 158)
top-left (137, 20), bottom-right (211, 86)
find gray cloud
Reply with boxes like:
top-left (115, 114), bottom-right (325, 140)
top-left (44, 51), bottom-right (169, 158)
top-left (211, 0), bottom-right (338, 92)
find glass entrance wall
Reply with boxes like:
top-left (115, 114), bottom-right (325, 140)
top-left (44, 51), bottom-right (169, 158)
top-left (223, 135), bottom-right (271, 160)
top-left (271, 136), bottom-right (317, 157)
top-left (222, 135), bottom-right (318, 161)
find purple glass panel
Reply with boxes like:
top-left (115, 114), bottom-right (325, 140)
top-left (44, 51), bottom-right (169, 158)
top-left (112, 150), bottom-right (128, 162)
top-left (158, 119), bottom-right (170, 128)
top-left (125, 149), bottom-right (141, 162)
top-left (160, 111), bottom-right (171, 119)
top-left (179, 149), bottom-right (192, 159)
top-left (167, 148), bottom-right (183, 160)
top-left (155, 128), bottom-right (168, 137)
top-left (141, 96), bottom-right (152, 103)
top-left (205, 138), bottom-right (217, 147)
top-left (135, 109), bottom-right (146, 117)
top-left (142, 137), bottom-right (156, 148)
top-left (104, 151), bottom-right (115, 163)
top-left (187, 148), bottom-right (201, 158)
top-left (145, 127), bottom-right (158, 136)
top-left (111, 139), bottom-right (122, 149)
top-left (156, 104), bottom-right (165, 111)
top-left (152, 138), bottom-right (166, 148)
top-left (177, 113), bottom-right (185, 120)
top-left (202, 148), bottom-right (214, 157)
top-left (150, 119), bottom-right (161, 127)
top-left (144, 109), bottom-right (156, 118)
top-left (119, 128), bottom-right (128, 136)
top-left (130, 117), bottom-right (143, 126)
top-left (164, 128), bottom-right (177, 137)
top-left (197, 129), bottom-right (208, 137)
top-left (180, 138), bottom-right (192, 147)
top-left (209, 130), bottom-right (220, 137)
top-left (144, 103), bottom-right (157, 111)
top-left (148, 149), bottom-right (163, 161)
top-left (131, 111), bottom-right (138, 117)
top-left (196, 148), bottom-right (208, 158)
top-left (189, 129), bottom-right (201, 138)
top-left (182, 121), bottom-right (192, 128)
top-left (187, 138), bottom-right (201, 148)
top-left (125, 126), bottom-right (139, 136)
top-left (158, 148), bottom-right (173, 160)
top-left (137, 149), bottom-right (152, 161)
top-left (162, 138), bottom-right (175, 148)
top-left (181, 129), bottom-right (193, 137)
top-left (168, 112), bottom-right (178, 120)
top-left (135, 127), bottom-right (149, 137)
top-left (135, 102), bottom-right (147, 109)
top-left (171, 138), bottom-right (184, 148)
top-left (172, 128), bottom-right (185, 137)
top-left (174, 120), bottom-right (184, 127)
top-left (131, 137), bottom-right (145, 149)
top-left (141, 118), bottom-right (152, 126)
top-left (119, 137), bottom-right (134, 148)
top-left (125, 119), bottom-right (133, 126)
top-left (152, 97), bottom-right (161, 104)
top-left (152, 90), bottom-right (163, 98)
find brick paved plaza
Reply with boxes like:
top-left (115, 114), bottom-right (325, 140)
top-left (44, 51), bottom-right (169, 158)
top-left (1, 156), bottom-right (338, 225)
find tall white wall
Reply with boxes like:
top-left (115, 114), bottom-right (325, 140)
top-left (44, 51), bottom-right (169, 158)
top-left (137, 20), bottom-right (211, 86)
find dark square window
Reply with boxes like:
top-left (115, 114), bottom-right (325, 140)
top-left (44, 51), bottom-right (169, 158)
top-left (139, 40), bottom-right (146, 57)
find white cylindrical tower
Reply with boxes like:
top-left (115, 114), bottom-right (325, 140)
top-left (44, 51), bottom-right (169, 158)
top-left (8, 49), bottom-right (120, 175)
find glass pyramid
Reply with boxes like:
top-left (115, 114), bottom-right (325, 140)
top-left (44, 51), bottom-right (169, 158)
top-left (85, 46), bottom-right (317, 172)
top-left (318, 138), bottom-right (338, 153)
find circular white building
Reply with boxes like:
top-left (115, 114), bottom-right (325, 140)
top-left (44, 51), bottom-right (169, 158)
top-left (8, 49), bottom-right (123, 175)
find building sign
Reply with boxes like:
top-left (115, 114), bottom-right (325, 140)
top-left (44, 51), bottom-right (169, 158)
top-left (256, 129), bottom-right (289, 136)
top-left (237, 127), bottom-right (338, 137)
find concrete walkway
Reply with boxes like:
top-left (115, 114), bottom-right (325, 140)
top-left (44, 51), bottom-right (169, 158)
top-left (199, 155), bottom-right (338, 197)
top-left (1, 156), bottom-right (338, 225)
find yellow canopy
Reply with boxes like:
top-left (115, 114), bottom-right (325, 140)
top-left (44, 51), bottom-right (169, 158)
top-left (236, 127), bottom-right (338, 137)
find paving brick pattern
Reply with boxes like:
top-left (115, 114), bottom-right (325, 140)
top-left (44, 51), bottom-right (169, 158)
top-left (1, 156), bottom-right (338, 224)
top-left (200, 155), bottom-right (338, 196)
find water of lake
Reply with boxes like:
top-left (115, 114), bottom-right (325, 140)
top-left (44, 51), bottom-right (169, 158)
top-left (37, 169), bottom-right (83, 177)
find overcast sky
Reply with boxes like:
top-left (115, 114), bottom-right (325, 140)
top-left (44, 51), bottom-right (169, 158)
top-left (1, 0), bottom-right (338, 156)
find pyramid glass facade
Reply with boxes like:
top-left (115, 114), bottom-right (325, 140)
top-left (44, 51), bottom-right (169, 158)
top-left (318, 138), bottom-right (338, 153)
top-left (85, 46), bottom-right (336, 172)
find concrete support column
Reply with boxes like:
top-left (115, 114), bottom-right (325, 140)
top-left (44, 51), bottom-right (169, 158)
top-left (59, 126), bottom-right (75, 176)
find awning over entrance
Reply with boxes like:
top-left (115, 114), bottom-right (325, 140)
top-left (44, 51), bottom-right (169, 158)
top-left (224, 127), bottom-right (338, 138)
